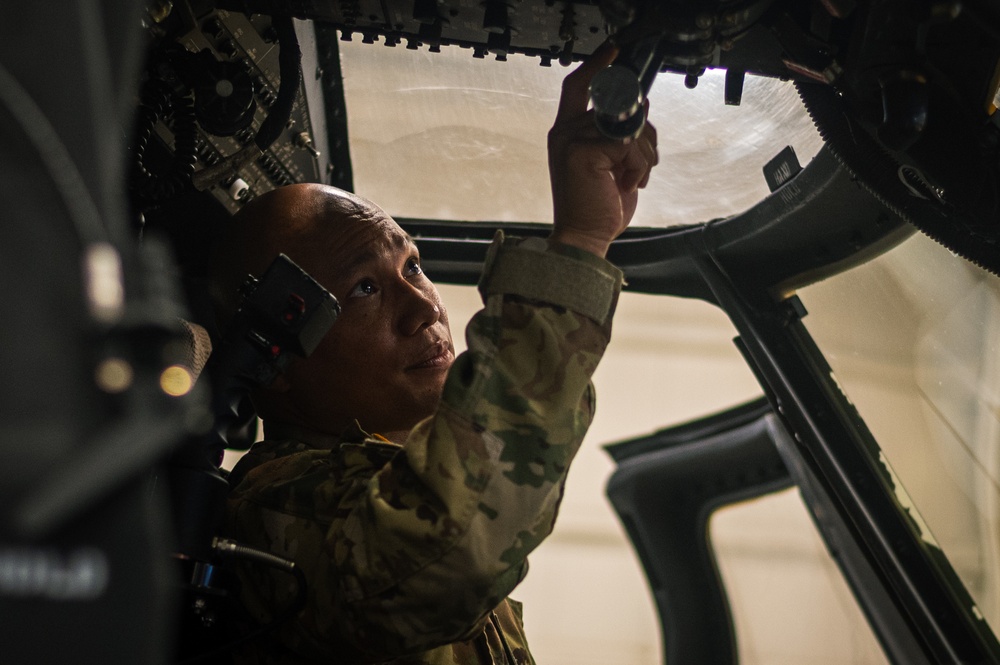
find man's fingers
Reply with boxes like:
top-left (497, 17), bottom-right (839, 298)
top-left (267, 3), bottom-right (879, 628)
top-left (633, 122), bottom-right (658, 189)
top-left (619, 160), bottom-right (647, 194)
top-left (619, 127), bottom-right (658, 192)
top-left (638, 122), bottom-right (658, 169)
top-left (641, 104), bottom-right (659, 166)
top-left (555, 41), bottom-right (619, 122)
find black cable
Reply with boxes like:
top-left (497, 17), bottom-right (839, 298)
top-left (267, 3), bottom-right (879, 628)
top-left (131, 77), bottom-right (199, 204)
top-left (175, 538), bottom-right (308, 665)
top-left (254, 15), bottom-right (300, 152)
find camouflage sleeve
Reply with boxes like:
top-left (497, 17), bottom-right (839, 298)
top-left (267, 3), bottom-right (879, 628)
top-left (234, 232), bottom-right (623, 662)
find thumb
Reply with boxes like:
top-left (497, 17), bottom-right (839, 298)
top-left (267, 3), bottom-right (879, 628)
top-left (555, 41), bottom-right (619, 122)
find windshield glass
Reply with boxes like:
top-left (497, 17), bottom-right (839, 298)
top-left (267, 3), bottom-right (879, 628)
top-left (797, 232), bottom-right (1000, 632)
top-left (340, 41), bottom-right (824, 227)
top-left (712, 489), bottom-right (889, 664)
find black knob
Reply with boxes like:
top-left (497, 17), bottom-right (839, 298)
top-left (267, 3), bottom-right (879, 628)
top-left (193, 57), bottom-right (257, 137)
top-left (589, 36), bottom-right (664, 141)
top-left (590, 65), bottom-right (646, 139)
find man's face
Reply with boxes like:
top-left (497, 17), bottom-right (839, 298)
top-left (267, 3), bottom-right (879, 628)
top-left (281, 210), bottom-right (454, 438)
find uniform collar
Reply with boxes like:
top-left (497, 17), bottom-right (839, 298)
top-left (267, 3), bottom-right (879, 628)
top-left (261, 419), bottom-right (390, 448)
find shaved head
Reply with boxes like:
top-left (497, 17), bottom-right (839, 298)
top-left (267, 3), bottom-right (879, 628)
top-left (208, 183), bottom-right (453, 439)
top-left (210, 184), bottom-right (390, 324)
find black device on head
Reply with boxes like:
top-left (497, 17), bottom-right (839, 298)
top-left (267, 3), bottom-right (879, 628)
top-left (170, 253), bottom-right (339, 663)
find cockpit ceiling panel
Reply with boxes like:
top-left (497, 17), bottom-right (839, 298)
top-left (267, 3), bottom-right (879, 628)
top-left (340, 39), bottom-right (824, 228)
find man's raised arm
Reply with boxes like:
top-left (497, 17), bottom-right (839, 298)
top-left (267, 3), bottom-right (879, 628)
top-left (548, 43), bottom-right (659, 257)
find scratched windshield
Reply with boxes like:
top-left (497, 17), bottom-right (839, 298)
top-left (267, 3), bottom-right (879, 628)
top-left (340, 39), bottom-right (824, 227)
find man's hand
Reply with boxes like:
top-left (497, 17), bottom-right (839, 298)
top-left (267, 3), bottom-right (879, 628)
top-left (547, 43), bottom-right (659, 258)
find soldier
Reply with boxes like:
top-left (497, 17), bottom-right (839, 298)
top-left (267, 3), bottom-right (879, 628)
top-left (211, 43), bottom-right (658, 664)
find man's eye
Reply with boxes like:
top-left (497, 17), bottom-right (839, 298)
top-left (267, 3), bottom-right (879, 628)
top-left (405, 258), bottom-right (422, 276)
top-left (349, 279), bottom-right (377, 298)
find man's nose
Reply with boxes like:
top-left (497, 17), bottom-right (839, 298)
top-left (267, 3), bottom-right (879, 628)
top-left (397, 282), bottom-right (441, 336)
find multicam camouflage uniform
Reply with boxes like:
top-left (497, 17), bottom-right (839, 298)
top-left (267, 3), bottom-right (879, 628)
top-left (224, 233), bottom-right (624, 664)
